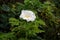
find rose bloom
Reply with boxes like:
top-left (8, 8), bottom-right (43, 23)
top-left (20, 10), bottom-right (36, 22)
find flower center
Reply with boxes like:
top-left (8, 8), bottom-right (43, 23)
top-left (25, 15), bottom-right (30, 18)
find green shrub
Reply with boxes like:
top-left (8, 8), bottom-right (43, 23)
top-left (0, 0), bottom-right (60, 40)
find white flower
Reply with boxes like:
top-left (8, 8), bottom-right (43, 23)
top-left (20, 10), bottom-right (36, 22)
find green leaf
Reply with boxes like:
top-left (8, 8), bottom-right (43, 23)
top-left (36, 19), bottom-right (46, 25)
top-left (9, 18), bottom-right (20, 26)
top-left (0, 32), bottom-right (16, 40)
